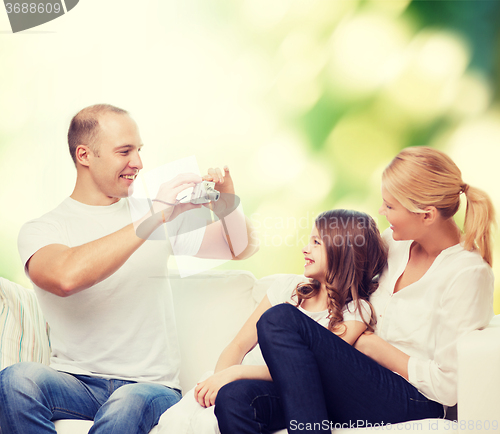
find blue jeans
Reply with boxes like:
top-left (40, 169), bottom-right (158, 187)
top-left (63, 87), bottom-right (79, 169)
top-left (215, 304), bottom-right (444, 434)
top-left (0, 362), bottom-right (181, 434)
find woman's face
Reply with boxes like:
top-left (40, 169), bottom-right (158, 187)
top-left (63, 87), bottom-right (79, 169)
top-left (379, 186), bottom-right (423, 241)
top-left (302, 225), bottom-right (328, 283)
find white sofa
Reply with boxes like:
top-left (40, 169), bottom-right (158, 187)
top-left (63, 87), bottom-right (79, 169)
top-left (1, 271), bottom-right (499, 433)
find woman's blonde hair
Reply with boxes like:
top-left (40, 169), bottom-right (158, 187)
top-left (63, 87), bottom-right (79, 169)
top-left (382, 147), bottom-right (496, 265)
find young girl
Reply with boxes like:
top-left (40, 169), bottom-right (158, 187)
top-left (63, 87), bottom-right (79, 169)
top-left (215, 147), bottom-right (495, 434)
top-left (156, 208), bottom-right (388, 434)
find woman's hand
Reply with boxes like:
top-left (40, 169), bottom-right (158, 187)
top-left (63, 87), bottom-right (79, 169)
top-left (194, 366), bottom-right (240, 408)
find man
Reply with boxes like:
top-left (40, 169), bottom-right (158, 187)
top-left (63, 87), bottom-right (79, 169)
top-left (0, 104), bottom-right (257, 434)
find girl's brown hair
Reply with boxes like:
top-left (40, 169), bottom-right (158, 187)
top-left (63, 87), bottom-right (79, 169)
top-left (294, 209), bottom-right (388, 335)
top-left (382, 147), bottom-right (495, 266)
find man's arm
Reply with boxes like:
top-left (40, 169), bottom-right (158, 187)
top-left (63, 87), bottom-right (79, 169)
top-left (194, 166), bottom-right (259, 260)
top-left (28, 174), bottom-right (201, 297)
top-left (28, 224), bottom-right (147, 297)
top-left (195, 216), bottom-right (258, 260)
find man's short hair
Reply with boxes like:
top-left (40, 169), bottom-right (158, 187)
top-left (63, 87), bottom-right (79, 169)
top-left (68, 104), bottom-right (128, 165)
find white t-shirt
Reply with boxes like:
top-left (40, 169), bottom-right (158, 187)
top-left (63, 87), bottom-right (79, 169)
top-left (371, 229), bottom-right (494, 406)
top-left (18, 197), bottom-right (205, 390)
top-left (243, 274), bottom-right (371, 366)
top-left (266, 274), bottom-right (371, 326)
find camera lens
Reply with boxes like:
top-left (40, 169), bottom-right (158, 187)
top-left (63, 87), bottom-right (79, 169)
top-left (205, 187), bottom-right (219, 202)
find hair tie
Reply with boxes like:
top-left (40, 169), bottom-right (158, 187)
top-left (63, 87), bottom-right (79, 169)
top-left (460, 184), bottom-right (469, 195)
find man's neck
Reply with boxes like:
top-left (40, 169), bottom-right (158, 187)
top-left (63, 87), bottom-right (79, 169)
top-left (71, 183), bottom-right (120, 206)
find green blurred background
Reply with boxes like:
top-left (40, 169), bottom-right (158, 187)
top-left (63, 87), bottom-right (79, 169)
top-left (1, 0), bottom-right (499, 312)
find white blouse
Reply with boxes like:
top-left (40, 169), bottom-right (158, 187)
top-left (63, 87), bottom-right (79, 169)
top-left (371, 229), bottom-right (494, 406)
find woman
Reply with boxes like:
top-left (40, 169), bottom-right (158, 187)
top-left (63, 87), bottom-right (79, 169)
top-left (215, 147), bottom-right (495, 433)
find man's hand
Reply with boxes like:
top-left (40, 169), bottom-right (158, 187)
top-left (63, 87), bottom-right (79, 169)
top-left (195, 165), bottom-right (259, 260)
top-left (203, 166), bottom-right (234, 196)
top-left (134, 173), bottom-right (203, 240)
top-left (201, 166), bottom-right (239, 217)
top-left (154, 173), bottom-right (203, 221)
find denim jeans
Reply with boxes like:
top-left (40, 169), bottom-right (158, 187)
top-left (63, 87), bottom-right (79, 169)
top-left (0, 362), bottom-right (181, 434)
top-left (215, 304), bottom-right (444, 434)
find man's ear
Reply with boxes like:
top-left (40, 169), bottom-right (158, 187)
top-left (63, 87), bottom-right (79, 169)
top-left (422, 206), bottom-right (438, 226)
top-left (75, 145), bottom-right (92, 167)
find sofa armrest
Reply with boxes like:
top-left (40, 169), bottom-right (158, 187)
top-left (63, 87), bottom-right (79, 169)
top-left (457, 315), bottom-right (500, 426)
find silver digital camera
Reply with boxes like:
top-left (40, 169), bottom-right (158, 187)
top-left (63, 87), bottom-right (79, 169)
top-left (190, 181), bottom-right (220, 204)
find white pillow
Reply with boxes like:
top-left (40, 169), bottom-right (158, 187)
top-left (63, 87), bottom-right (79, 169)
top-left (0, 277), bottom-right (50, 369)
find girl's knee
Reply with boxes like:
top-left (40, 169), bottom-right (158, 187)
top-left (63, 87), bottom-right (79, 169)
top-left (257, 303), bottom-right (298, 337)
top-left (215, 380), bottom-right (253, 417)
top-left (214, 383), bottom-right (237, 424)
top-left (214, 382), bottom-right (237, 409)
top-left (216, 380), bottom-right (269, 410)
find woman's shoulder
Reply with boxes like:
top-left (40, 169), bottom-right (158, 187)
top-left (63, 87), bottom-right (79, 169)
top-left (448, 246), bottom-right (493, 283)
top-left (426, 244), bottom-right (494, 307)
top-left (433, 243), bottom-right (493, 284)
top-left (445, 243), bottom-right (491, 265)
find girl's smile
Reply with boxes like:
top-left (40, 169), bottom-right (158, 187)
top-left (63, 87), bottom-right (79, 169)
top-left (302, 226), bottom-right (327, 283)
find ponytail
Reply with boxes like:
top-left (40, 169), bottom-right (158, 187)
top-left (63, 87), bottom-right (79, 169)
top-left (462, 184), bottom-right (496, 266)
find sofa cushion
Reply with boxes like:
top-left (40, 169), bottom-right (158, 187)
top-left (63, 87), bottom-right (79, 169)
top-left (53, 420), bottom-right (159, 434)
top-left (0, 277), bottom-right (50, 370)
top-left (170, 270), bottom-right (257, 392)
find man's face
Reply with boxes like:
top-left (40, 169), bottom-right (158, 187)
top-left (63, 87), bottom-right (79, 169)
top-left (87, 112), bottom-right (143, 204)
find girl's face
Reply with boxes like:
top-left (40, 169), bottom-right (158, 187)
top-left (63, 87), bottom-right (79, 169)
top-left (302, 225), bottom-right (328, 283)
top-left (379, 186), bottom-right (423, 241)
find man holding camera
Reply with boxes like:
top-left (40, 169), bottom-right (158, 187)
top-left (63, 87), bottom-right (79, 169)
top-left (0, 104), bottom-right (257, 434)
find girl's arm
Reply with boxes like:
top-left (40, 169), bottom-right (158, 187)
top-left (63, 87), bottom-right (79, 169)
top-left (195, 365), bottom-right (272, 408)
top-left (194, 295), bottom-right (273, 408)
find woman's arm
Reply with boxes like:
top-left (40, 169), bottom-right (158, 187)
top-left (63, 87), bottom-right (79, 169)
top-left (338, 320), bottom-right (367, 346)
top-left (354, 332), bottom-right (410, 379)
top-left (356, 265), bottom-right (494, 404)
top-left (194, 295), bottom-right (273, 407)
top-left (344, 298), bottom-right (410, 378)
top-left (337, 299), bottom-right (370, 345)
